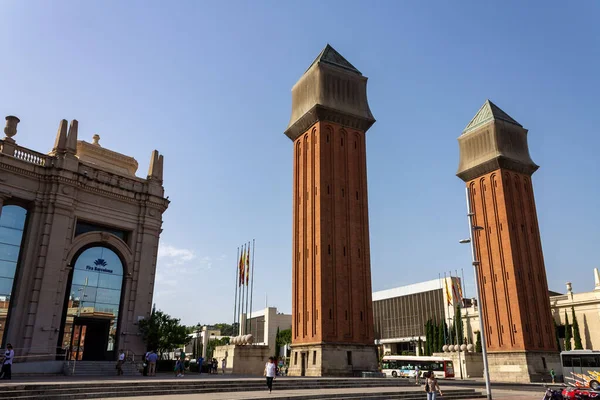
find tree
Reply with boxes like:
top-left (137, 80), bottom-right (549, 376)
top-left (138, 305), bottom-right (191, 356)
top-left (432, 322), bottom-right (439, 354)
top-left (454, 305), bottom-right (464, 345)
top-left (475, 331), bottom-right (482, 353)
top-left (443, 321), bottom-right (449, 345)
top-left (553, 319), bottom-right (562, 351)
top-left (417, 337), bottom-right (423, 356)
top-left (425, 320), bottom-right (432, 356)
top-left (572, 307), bottom-right (583, 350)
top-left (206, 336), bottom-right (230, 359)
top-left (278, 328), bottom-right (292, 346)
top-left (437, 321), bottom-right (444, 352)
top-left (275, 327), bottom-right (281, 359)
top-left (564, 311), bottom-right (572, 351)
top-left (213, 323), bottom-right (235, 336)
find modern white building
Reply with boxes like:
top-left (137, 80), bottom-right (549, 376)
top-left (241, 307), bottom-right (291, 357)
top-left (372, 276), bottom-right (462, 355)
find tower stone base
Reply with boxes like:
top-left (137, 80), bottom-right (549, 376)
top-left (487, 351), bottom-right (561, 383)
top-left (287, 344), bottom-right (378, 377)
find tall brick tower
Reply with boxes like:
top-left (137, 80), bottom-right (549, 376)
top-left (457, 100), bottom-right (559, 382)
top-left (284, 45), bottom-right (378, 376)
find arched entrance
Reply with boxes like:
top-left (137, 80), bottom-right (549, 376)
top-left (59, 246), bottom-right (124, 361)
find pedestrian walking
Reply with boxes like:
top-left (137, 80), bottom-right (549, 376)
top-left (177, 349), bottom-right (186, 377)
top-left (143, 350), bottom-right (150, 376)
top-left (1, 344), bottom-right (14, 380)
top-left (424, 370), bottom-right (443, 400)
top-left (414, 365), bottom-right (420, 385)
top-left (264, 356), bottom-right (276, 393)
top-left (116, 349), bottom-right (125, 376)
top-left (147, 350), bottom-right (158, 376)
top-left (550, 368), bottom-right (556, 384)
top-left (221, 357), bottom-right (227, 374)
top-left (197, 356), bottom-right (204, 374)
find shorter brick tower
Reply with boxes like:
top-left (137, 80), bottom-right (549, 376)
top-left (457, 100), bottom-right (559, 382)
top-left (284, 45), bottom-right (378, 376)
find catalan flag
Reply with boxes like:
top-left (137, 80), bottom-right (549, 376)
top-left (444, 277), bottom-right (452, 306)
top-left (239, 248), bottom-right (245, 286)
top-left (245, 246), bottom-right (250, 286)
top-left (452, 277), bottom-right (460, 304)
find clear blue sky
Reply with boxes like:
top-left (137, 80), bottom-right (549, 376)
top-left (2, 1), bottom-right (599, 325)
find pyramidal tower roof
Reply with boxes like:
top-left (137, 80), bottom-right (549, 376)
top-left (463, 100), bottom-right (522, 134)
top-left (305, 44), bottom-right (362, 75)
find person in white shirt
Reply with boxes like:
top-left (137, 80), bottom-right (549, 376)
top-left (1, 344), bottom-right (14, 380)
top-left (116, 349), bottom-right (125, 376)
top-left (264, 357), bottom-right (276, 393)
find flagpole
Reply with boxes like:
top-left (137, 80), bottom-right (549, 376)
top-left (439, 272), bottom-right (447, 345)
top-left (249, 239), bottom-right (256, 341)
top-left (444, 272), bottom-right (451, 343)
top-left (245, 241), bottom-right (250, 334)
top-left (239, 243), bottom-right (246, 335)
top-left (461, 268), bottom-right (466, 299)
top-left (233, 246), bottom-right (240, 337)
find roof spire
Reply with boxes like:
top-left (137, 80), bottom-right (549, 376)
top-left (52, 119), bottom-right (68, 154)
top-left (462, 99), bottom-right (522, 134)
top-left (65, 120), bottom-right (78, 155)
top-left (305, 44), bottom-right (362, 75)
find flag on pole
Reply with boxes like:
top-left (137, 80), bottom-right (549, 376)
top-left (451, 276), bottom-right (460, 304)
top-left (457, 279), bottom-right (463, 300)
top-left (444, 277), bottom-right (452, 306)
top-left (245, 246), bottom-right (250, 286)
top-left (239, 248), bottom-right (245, 286)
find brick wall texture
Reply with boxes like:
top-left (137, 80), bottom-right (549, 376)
top-left (467, 169), bottom-right (556, 352)
top-left (292, 121), bottom-right (375, 346)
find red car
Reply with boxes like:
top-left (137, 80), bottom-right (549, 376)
top-left (563, 387), bottom-right (600, 400)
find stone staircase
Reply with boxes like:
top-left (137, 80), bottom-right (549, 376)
top-left (63, 361), bottom-right (141, 376)
top-left (0, 378), bottom-right (485, 399)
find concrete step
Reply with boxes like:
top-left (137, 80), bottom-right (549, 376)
top-left (7, 389), bottom-right (484, 400)
top-left (0, 380), bottom-right (483, 400)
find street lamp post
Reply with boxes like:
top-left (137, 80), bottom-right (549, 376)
top-left (460, 187), bottom-right (492, 400)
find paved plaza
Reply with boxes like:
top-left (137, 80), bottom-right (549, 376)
top-left (121, 387), bottom-right (539, 400)
top-left (0, 374), bottom-right (546, 400)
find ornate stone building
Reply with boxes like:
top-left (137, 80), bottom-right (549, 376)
top-left (284, 45), bottom-right (378, 376)
top-left (0, 115), bottom-right (168, 366)
top-left (456, 100), bottom-right (559, 382)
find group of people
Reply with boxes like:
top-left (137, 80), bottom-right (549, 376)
top-left (195, 356), bottom-right (224, 374)
top-left (143, 350), bottom-right (159, 376)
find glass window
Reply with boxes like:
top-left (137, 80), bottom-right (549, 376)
top-left (0, 277), bottom-right (13, 296)
top-left (562, 355), bottom-right (572, 367)
top-left (0, 261), bottom-right (16, 280)
top-left (573, 358), bottom-right (581, 368)
top-left (75, 221), bottom-right (128, 242)
top-left (0, 244), bottom-right (20, 263)
top-left (0, 226), bottom-right (24, 246)
top-left (97, 273), bottom-right (122, 290)
top-left (0, 205), bottom-right (27, 347)
top-left (95, 288), bottom-right (120, 305)
top-left (0, 206), bottom-right (27, 230)
top-left (61, 246), bottom-right (124, 355)
top-left (582, 356), bottom-right (598, 368)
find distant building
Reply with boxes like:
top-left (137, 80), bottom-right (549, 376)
top-left (374, 269), bottom-right (600, 356)
top-left (242, 307), bottom-right (291, 358)
top-left (372, 276), bottom-right (462, 355)
top-left (0, 115), bottom-right (168, 367)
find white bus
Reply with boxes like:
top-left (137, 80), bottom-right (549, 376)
top-left (381, 355), bottom-right (455, 379)
top-left (561, 350), bottom-right (600, 389)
